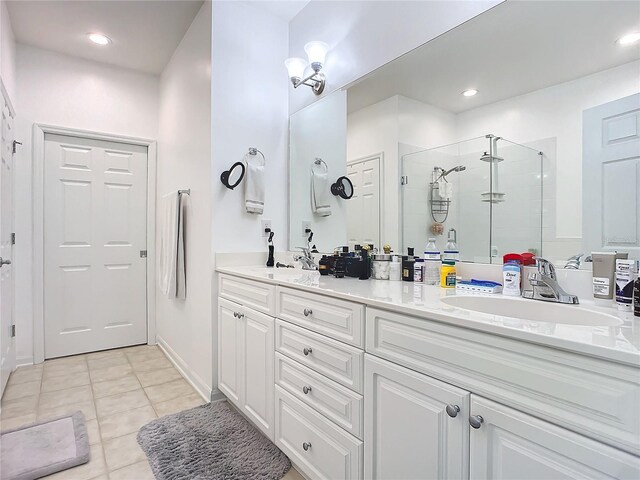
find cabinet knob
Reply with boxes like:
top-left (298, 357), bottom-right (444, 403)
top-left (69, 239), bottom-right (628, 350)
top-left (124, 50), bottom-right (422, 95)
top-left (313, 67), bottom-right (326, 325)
top-left (446, 404), bottom-right (460, 418)
top-left (469, 415), bottom-right (484, 429)
top-left (302, 385), bottom-right (312, 394)
top-left (303, 308), bottom-right (313, 317)
top-left (303, 347), bottom-right (313, 356)
top-left (233, 312), bottom-right (238, 318)
top-left (302, 442), bottom-right (312, 451)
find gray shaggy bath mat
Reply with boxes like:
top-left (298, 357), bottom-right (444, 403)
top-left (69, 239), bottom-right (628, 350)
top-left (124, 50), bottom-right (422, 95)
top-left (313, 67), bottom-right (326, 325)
top-left (137, 401), bottom-right (291, 480)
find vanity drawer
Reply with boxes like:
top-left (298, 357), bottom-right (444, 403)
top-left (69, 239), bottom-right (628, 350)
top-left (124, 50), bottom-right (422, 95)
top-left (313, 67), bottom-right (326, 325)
top-left (366, 307), bottom-right (640, 455)
top-left (276, 320), bottom-right (364, 394)
top-left (218, 274), bottom-right (275, 316)
top-left (275, 386), bottom-right (363, 480)
top-left (276, 287), bottom-right (365, 347)
top-left (276, 352), bottom-right (363, 439)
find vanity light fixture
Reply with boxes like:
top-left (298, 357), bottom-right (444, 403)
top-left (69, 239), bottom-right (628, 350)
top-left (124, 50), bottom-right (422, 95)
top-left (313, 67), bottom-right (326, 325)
top-left (462, 89), bottom-right (479, 97)
top-left (285, 41), bottom-right (329, 95)
top-left (88, 33), bottom-right (111, 45)
top-left (617, 32), bottom-right (640, 45)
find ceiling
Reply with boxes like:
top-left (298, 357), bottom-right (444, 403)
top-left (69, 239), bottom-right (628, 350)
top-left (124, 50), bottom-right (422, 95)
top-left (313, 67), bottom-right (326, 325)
top-left (348, 0), bottom-right (640, 114)
top-left (6, 0), bottom-right (204, 74)
top-left (250, 0), bottom-right (310, 22)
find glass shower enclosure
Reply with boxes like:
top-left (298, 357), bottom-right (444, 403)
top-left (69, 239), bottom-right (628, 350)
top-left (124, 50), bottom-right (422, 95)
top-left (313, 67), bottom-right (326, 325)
top-left (401, 134), bottom-right (543, 264)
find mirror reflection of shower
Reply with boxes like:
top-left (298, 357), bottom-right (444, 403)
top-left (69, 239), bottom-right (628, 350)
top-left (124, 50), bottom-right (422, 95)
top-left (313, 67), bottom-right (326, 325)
top-left (429, 165), bottom-right (466, 223)
top-left (480, 135), bottom-right (505, 204)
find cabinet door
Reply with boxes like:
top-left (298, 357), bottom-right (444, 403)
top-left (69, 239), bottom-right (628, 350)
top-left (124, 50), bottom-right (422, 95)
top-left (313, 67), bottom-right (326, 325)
top-left (469, 396), bottom-right (640, 480)
top-left (242, 307), bottom-right (275, 440)
top-left (365, 354), bottom-right (470, 480)
top-left (218, 298), bottom-right (243, 405)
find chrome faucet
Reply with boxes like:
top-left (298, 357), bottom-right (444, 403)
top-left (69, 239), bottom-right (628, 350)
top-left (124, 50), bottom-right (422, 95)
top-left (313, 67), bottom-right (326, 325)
top-left (523, 258), bottom-right (579, 304)
top-left (564, 253), bottom-right (592, 270)
top-left (293, 246), bottom-right (318, 270)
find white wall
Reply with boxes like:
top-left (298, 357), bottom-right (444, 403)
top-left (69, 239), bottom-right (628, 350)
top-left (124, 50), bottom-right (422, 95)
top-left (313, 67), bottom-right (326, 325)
top-left (211, 1), bottom-right (289, 254)
top-left (0, 0), bottom-right (16, 104)
top-left (156, 2), bottom-right (212, 398)
top-left (289, 0), bottom-right (500, 114)
top-left (456, 60), bottom-right (640, 245)
top-left (14, 45), bottom-right (159, 364)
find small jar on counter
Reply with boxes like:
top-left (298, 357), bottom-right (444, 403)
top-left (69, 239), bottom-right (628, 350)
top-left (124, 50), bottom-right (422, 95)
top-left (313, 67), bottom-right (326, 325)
top-left (371, 254), bottom-right (392, 280)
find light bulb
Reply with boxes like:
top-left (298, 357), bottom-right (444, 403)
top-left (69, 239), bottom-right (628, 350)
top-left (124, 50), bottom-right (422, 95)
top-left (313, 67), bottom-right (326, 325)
top-left (88, 33), bottom-right (111, 45)
top-left (284, 57), bottom-right (307, 83)
top-left (304, 41), bottom-right (329, 71)
top-left (617, 32), bottom-right (640, 46)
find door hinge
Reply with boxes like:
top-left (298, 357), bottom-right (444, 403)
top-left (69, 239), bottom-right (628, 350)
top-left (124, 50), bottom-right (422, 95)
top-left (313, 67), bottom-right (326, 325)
top-left (10, 324), bottom-right (15, 337)
top-left (12, 140), bottom-right (22, 154)
top-left (11, 233), bottom-right (15, 245)
top-left (140, 250), bottom-right (147, 258)
top-left (401, 176), bottom-right (408, 185)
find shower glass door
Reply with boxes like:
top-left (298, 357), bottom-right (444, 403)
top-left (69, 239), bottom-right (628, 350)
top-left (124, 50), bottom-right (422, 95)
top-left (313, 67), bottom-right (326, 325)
top-left (400, 135), bottom-right (543, 264)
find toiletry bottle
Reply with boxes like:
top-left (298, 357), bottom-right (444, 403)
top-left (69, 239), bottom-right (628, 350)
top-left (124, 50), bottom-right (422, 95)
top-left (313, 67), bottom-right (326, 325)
top-left (615, 259), bottom-right (637, 312)
top-left (359, 245), bottom-right (371, 280)
top-left (502, 253), bottom-right (523, 296)
top-left (592, 252), bottom-right (628, 302)
top-left (634, 270), bottom-right (640, 317)
top-left (440, 260), bottom-right (456, 288)
top-left (402, 248), bottom-right (416, 282)
top-left (423, 238), bottom-right (441, 286)
top-left (443, 229), bottom-right (460, 261)
top-left (390, 255), bottom-right (402, 281)
top-left (319, 256), bottom-right (329, 276)
top-left (414, 258), bottom-right (424, 283)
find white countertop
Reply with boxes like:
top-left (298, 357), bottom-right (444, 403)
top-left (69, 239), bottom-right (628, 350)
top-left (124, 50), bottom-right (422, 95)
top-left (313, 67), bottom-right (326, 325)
top-left (217, 266), bottom-right (640, 367)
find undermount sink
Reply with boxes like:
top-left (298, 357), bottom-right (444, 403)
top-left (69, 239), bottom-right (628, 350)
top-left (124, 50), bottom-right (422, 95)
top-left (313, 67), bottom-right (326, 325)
top-left (441, 295), bottom-right (622, 327)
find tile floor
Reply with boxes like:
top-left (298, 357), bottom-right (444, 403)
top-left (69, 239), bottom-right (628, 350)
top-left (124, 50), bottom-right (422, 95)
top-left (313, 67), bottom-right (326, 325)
top-left (1, 345), bottom-right (304, 480)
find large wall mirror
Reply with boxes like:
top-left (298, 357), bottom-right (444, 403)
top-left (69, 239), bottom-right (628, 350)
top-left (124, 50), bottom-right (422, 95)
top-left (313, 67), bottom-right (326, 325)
top-left (289, 0), bottom-right (640, 265)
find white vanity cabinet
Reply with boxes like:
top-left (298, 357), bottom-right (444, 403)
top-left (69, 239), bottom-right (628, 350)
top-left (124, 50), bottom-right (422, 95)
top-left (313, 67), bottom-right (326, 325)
top-left (364, 354), bottom-right (470, 480)
top-left (469, 396), bottom-right (640, 480)
top-left (218, 283), bottom-right (275, 440)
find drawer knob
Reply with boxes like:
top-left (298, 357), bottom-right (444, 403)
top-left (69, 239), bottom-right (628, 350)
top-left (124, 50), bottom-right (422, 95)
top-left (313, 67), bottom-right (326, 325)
top-left (302, 442), bottom-right (312, 451)
top-left (469, 415), bottom-right (484, 429)
top-left (446, 404), bottom-right (460, 418)
top-left (303, 308), bottom-right (313, 317)
top-left (303, 347), bottom-right (313, 356)
top-left (233, 312), bottom-right (239, 318)
top-left (302, 385), bottom-right (312, 394)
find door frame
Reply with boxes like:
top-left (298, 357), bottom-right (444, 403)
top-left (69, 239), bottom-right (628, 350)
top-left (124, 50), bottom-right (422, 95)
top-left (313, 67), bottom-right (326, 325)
top-left (32, 124), bottom-right (157, 363)
top-left (346, 152), bottom-right (384, 249)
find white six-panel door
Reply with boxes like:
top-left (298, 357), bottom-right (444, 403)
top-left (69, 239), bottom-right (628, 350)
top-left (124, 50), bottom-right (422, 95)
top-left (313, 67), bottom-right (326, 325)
top-left (0, 97), bottom-right (15, 395)
top-left (43, 134), bottom-right (148, 358)
top-left (347, 156), bottom-right (381, 249)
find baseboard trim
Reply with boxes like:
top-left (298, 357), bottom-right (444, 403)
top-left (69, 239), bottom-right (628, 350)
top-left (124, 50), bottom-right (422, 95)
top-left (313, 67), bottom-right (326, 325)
top-left (156, 336), bottom-right (215, 402)
top-left (16, 356), bottom-right (34, 367)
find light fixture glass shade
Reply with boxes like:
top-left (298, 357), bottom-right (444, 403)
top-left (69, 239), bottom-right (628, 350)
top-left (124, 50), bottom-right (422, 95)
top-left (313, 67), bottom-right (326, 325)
top-left (462, 89), bottom-right (479, 97)
top-left (284, 57), bottom-right (307, 81)
top-left (88, 33), bottom-right (111, 45)
top-left (304, 41), bottom-right (329, 70)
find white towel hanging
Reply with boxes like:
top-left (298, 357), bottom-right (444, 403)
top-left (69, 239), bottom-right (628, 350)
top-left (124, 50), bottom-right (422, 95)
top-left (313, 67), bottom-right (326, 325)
top-left (245, 151), bottom-right (265, 214)
top-left (159, 191), bottom-right (187, 300)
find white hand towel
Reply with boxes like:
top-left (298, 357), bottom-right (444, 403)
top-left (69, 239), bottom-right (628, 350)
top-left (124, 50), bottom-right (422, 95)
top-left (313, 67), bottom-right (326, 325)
top-left (176, 193), bottom-right (187, 300)
top-left (245, 159), bottom-right (265, 214)
top-left (311, 164), bottom-right (331, 217)
top-left (159, 192), bottom-right (179, 297)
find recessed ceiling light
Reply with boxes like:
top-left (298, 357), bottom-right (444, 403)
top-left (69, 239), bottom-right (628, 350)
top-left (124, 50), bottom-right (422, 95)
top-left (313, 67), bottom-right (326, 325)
top-left (88, 33), bottom-right (111, 46)
top-left (617, 32), bottom-right (640, 46)
top-left (462, 89), bottom-right (478, 97)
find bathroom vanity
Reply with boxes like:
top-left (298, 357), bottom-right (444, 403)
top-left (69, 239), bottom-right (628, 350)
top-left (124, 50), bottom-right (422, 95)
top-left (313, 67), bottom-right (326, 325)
top-left (217, 267), bottom-right (640, 480)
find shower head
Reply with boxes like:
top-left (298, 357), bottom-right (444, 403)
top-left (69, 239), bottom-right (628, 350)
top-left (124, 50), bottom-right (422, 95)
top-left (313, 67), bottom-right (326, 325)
top-left (442, 165), bottom-right (466, 177)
